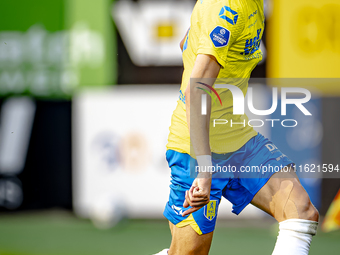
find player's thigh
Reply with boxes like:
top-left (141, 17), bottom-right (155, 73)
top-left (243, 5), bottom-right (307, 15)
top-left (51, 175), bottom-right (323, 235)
top-left (168, 221), bottom-right (214, 255)
top-left (250, 168), bottom-right (318, 222)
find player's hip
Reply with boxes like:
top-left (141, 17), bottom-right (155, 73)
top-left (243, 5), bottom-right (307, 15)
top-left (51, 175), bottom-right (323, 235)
top-left (166, 132), bottom-right (294, 181)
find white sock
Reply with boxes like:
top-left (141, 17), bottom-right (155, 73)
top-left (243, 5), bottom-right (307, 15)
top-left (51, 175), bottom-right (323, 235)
top-left (272, 219), bottom-right (318, 255)
top-left (153, 249), bottom-right (169, 255)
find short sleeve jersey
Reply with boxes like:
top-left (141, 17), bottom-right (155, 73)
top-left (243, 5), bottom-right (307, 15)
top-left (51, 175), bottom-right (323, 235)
top-left (167, 0), bottom-right (265, 154)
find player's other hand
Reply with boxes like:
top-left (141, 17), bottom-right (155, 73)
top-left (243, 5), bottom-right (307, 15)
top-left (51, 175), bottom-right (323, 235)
top-left (182, 173), bottom-right (212, 216)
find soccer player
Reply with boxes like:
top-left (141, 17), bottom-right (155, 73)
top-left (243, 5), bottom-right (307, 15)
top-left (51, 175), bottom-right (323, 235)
top-left (154, 0), bottom-right (319, 254)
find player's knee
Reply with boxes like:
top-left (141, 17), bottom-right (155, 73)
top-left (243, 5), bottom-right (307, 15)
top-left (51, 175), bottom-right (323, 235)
top-left (297, 194), bottom-right (319, 222)
top-left (273, 180), bottom-right (319, 222)
top-left (289, 182), bottom-right (319, 222)
top-left (305, 201), bottom-right (319, 222)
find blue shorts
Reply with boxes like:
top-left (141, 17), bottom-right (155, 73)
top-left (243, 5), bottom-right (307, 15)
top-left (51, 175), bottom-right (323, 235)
top-left (163, 133), bottom-right (294, 235)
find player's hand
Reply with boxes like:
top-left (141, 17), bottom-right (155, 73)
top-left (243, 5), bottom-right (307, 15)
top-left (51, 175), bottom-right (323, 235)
top-left (182, 173), bottom-right (212, 216)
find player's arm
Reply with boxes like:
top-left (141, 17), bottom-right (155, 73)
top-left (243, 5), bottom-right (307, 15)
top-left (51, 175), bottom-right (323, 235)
top-left (182, 54), bottom-right (220, 216)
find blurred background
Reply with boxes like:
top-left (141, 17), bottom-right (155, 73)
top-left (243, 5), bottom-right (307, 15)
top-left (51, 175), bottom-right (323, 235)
top-left (0, 0), bottom-right (340, 254)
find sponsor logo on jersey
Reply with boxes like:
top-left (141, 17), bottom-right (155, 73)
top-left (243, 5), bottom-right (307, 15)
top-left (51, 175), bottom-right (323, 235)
top-left (204, 200), bottom-right (217, 221)
top-left (210, 26), bottom-right (230, 48)
top-left (249, 10), bottom-right (258, 19)
top-left (241, 28), bottom-right (262, 55)
top-left (219, 6), bottom-right (238, 25)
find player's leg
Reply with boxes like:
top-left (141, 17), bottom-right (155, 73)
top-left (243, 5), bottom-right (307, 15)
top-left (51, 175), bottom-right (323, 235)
top-left (251, 168), bottom-right (319, 222)
top-left (168, 222), bottom-right (214, 255)
top-left (163, 196), bottom-right (220, 255)
top-left (156, 150), bottom-right (223, 255)
top-left (251, 168), bottom-right (319, 255)
top-left (153, 222), bottom-right (213, 255)
top-left (221, 134), bottom-right (319, 255)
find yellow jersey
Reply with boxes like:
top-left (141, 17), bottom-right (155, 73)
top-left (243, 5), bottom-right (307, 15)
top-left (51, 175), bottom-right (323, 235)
top-left (167, 0), bottom-right (265, 154)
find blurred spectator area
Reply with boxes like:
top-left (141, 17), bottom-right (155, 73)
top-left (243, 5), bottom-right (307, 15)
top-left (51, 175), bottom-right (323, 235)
top-left (114, 0), bottom-right (266, 84)
top-left (0, 99), bottom-right (72, 212)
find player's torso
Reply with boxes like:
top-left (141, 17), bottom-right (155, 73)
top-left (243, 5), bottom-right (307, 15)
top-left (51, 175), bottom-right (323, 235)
top-left (182, 0), bottom-right (265, 85)
top-left (167, 0), bottom-right (265, 154)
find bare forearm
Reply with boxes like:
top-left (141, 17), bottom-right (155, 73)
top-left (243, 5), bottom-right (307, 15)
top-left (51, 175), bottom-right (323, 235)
top-left (185, 54), bottom-right (220, 157)
top-left (182, 55), bottom-right (220, 214)
top-left (186, 85), bottom-right (211, 156)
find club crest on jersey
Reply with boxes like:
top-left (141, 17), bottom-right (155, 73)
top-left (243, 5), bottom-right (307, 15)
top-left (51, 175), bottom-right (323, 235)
top-left (219, 6), bottom-right (238, 25)
top-left (204, 200), bottom-right (217, 221)
top-left (210, 26), bottom-right (230, 48)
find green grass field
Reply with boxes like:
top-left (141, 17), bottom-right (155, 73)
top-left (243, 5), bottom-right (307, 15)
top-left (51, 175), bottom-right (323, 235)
top-left (0, 211), bottom-right (339, 255)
